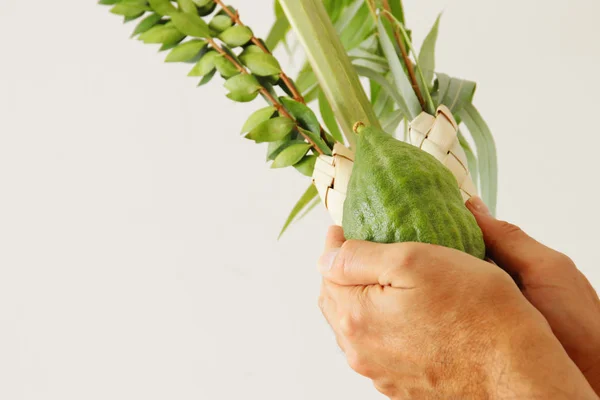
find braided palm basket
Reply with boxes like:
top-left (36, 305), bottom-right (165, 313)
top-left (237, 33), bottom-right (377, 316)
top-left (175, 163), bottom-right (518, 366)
top-left (313, 105), bottom-right (477, 226)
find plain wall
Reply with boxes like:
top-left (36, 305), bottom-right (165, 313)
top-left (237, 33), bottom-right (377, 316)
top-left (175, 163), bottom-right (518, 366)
top-left (1, 0), bottom-right (599, 399)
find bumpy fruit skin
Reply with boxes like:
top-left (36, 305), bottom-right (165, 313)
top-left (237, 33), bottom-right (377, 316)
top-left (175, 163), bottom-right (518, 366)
top-left (343, 126), bottom-right (486, 259)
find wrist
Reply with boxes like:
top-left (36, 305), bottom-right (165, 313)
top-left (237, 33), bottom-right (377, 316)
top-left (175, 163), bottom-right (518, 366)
top-left (489, 317), bottom-right (598, 399)
top-left (582, 358), bottom-right (600, 396)
top-left (564, 330), bottom-right (600, 395)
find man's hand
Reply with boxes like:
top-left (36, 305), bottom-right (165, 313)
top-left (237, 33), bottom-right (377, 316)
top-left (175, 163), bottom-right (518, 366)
top-left (467, 196), bottom-right (600, 394)
top-left (318, 226), bottom-right (597, 399)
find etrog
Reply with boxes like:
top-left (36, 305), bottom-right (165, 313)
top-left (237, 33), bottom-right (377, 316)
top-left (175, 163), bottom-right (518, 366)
top-left (342, 126), bottom-right (486, 259)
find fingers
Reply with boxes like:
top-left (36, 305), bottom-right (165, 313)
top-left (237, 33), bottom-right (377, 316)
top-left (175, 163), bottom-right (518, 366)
top-left (322, 239), bottom-right (394, 286)
top-left (321, 279), bottom-right (378, 345)
top-left (320, 233), bottom-right (432, 288)
top-left (466, 197), bottom-right (559, 277)
top-left (319, 280), bottom-right (351, 353)
top-left (319, 281), bottom-right (381, 379)
top-left (318, 226), bottom-right (346, 278)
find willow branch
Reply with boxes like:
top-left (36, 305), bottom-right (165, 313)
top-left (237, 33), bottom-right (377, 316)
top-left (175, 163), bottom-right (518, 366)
top-left (380, 0), bottom-right (426, 111)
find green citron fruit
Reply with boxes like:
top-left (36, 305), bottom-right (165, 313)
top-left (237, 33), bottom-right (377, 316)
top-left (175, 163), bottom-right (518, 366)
top-left (342, 126), bottom-right (486, 259)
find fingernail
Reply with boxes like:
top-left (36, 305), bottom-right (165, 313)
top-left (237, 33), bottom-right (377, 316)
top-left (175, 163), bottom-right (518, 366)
top-left (318, 250), bottom-right (339, 273)
top-left (467, 196), bottom-right (491, 215)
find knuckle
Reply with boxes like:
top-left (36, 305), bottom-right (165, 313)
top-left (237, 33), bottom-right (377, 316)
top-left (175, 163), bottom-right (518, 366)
top-left (346, 350), bottom-right (371, 377)
top-left (497, 220), bottom-right (524, 237)
top-left (394, 243), bottom-right (423, 269)
top-left (526, 249), bottom-right (577, 275)
top-left (340, 239), bottom-right (361, 253)
top-left (334, 335), bottom-right (346, 353)
top-left (551, 251), bottom-right (575, 268)
top-left (374, 380), bottom-right (398, 397)
top-left (339, 315), bottom-right (357, 338)
top-left (317, 295), bottom-right (326, 313)
top-left (381, 243), bottom-right (425, 283)
top-left (487, 220), bottom-right (528, 254)
top-left (486, 221), bottom-right (526, 251)
top-left (339, 311), bottom-right (365, 339)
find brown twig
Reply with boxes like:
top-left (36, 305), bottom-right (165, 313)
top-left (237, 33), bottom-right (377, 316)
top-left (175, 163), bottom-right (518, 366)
top-left (213, 0), bottom-right (305, 103)
top-left (206, 37), bottom-right (323, 154)
top-left (380, 0), bottom-right (426, 111)
top-left (365, 0), bottom-right (377, 18)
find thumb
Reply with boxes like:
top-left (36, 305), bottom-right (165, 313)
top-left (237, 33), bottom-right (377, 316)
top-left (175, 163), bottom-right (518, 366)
top-left (466, 197), bottom-right (556, 277)
top-left (319, 238), bottom-right (391, 286)
top-left (319, 237), bottom-right (426, 288)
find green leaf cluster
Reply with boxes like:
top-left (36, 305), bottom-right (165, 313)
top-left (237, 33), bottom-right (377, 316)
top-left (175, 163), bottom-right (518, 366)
top-left (241, 97), bottom-right (330, 172)
top-left (101, 0), bottom-right (343, 235)
top-left (101, 0), bottom-right (336, 147)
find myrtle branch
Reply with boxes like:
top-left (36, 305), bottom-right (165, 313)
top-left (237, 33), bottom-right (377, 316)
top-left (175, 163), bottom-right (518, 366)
top-left (213, 0), bottom-right (332, 144)
top-left (105, 0), bottom-right (333, 154)
top-left (205, 37), bottom-right (323, 154)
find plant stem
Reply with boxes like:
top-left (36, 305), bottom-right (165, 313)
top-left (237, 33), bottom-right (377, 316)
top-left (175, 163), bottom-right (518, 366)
top-left (382, 9), bottom-right (435, 114)
top-left (365, 0), bottom-right (377, 19)
top-left (206, 37), bottom-right (323, 154)
top-left (380, 0), bottom-right (426, 111)
top-left (213, 0), bottom-right (304, 103)
top-left (279, 0), bottom-right (380, 148)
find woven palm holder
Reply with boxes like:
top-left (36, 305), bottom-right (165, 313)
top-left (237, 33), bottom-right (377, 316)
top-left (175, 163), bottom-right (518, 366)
top-left (312, 105), bottom-right (478, 226)
top-left (409, 105), bottom-right (477, 202)
top-left (313, 143), bottom-right (355, 226)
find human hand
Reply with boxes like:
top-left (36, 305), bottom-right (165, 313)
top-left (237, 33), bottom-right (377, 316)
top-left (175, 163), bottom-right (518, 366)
top-left (318, 226), bottom-right (597, 399)
top-left (467, 196), bottom-right (600, 394)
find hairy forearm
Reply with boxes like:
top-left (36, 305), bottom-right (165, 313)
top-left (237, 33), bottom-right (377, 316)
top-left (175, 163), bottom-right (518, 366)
top-left (582, 362), bottom-right (600, 397)
top-left (562, 328), bottom-right (600, 396)
top-left (490, 321), bottom-right (599, 400)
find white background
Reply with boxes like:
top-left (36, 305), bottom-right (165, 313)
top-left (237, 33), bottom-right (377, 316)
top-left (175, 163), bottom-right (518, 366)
top-left (1, 0), bottom-right (599, 399)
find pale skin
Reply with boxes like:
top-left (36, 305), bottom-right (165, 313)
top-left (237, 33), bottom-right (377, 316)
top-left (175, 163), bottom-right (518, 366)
top-left (318, 197), bottom-right (600, 399)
